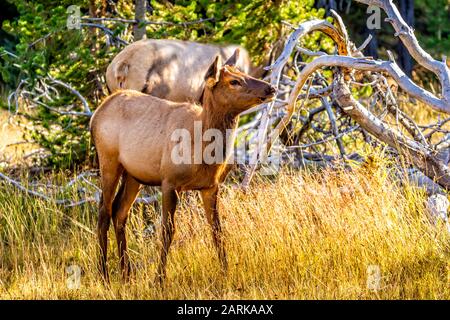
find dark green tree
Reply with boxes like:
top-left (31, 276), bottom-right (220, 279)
top-left (0, 0), bottom-right (327, 168)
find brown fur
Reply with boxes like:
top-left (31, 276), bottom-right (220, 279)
top-left (91, 50), bottom-right (276, 283)
top-left (106, 39), bottom-right (264, 102)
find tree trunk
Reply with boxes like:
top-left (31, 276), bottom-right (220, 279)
top-left (365, 28), bottom-right (379, 59)
top-left (397, 0), bottom-right (414, 77)
top-left (314, 0), bottom-right (337, 14)
top-left (134, 0), bottom-right (146, 41)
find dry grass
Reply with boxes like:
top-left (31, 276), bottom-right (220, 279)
top-left (0, 163), bottom-right (449, 299)
top-left (0, 109), bottom-right (37, 166)
top-left (1, 93), bottom-right (450, 299)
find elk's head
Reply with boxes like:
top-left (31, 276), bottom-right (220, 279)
top-left (203, 49), bottom-right (276, 115)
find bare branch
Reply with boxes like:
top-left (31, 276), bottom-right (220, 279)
top-left (322, 97), bottom-right (347, 158)
top-left (357, 34), bottom-right (373, 52)
top-left (81, 16), bottom-right (214, 27)
top-left (48, 76), bottom-right (92, 115)
top-left (0, 171), bottom-right (158, 207)
top-left (241, 19), bottom-right (348, 188)
top-left (333, 72), bottom-right (450, 190)
top-left (80, 22), bottom-right (129, 46)
top-left (272, 55), bottom-right (447, 144)
top-left (355, 0), bottom-right (450, 106)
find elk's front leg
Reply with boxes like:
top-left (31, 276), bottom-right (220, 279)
top-left (156, 182), bottom-right (178, 284)
top-left (201, 185), bottom-right (228, 273)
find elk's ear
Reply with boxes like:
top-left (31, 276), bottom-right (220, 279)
top-left (205, 55), bottom-right (221, 88)
top-left (224, 48), bottom-right (240, 67)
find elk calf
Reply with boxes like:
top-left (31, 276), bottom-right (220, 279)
top-left (90, 50), bottom-right (275, 282)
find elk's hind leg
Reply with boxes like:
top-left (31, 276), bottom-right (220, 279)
top-left (112, 172), bottom-right (141, 282)
top-left (98, 157), bottom-right (123, 282)
top-left (156, 182), bottom-right (178, 284)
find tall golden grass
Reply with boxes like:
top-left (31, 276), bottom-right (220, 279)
top-left (0, 109), bottom-right (37, 166)
top-left (0, 162), bottom-right (449, 299)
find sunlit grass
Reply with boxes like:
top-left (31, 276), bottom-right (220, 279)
top-left (0, 109), bottom-right (38, 166)
top-left (0, 162), bottom-right (449, 299)
top-left (1, 94), bottom-right (450, 299)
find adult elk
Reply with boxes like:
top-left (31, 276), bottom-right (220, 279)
top-left (106, 39), bottom-right (266, 102)
top-left (91, 50), bottom-right (276, 282)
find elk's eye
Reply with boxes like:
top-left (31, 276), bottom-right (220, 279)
top-left (230, 80), bottom-right (241, 86)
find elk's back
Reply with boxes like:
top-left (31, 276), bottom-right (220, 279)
top-left (105, 39), bottom-right (251, 102)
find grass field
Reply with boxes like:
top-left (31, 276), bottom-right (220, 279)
top-left (1, 94), bottom-right (449, 299)
top-left (0, 163), bottom-right (449, 299)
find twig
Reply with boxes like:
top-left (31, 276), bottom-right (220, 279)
top-left (81, 16), bottom-right (214, 27)
top-left (80, 22), bottom-right (129, 46)
top-left (287, 125), bottom-right (359, 149)
top-left (356, 34), bottom-right (373, 52)
top-left (48, 76), bottom-right (92, 115)
top-left (322, 97), bottom-right (347, 158)
top-left (0, 171), bottom-right (159, 208)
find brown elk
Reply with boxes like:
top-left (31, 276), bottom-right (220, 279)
top-left (106, 39), bottom-right (267, 102)
top-left (90, 49), bottom-right (276, 282)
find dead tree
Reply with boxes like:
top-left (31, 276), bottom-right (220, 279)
top-left (241, 0), bottom-right (450, 192)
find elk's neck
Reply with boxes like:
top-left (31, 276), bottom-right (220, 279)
top-left (197, 90), bottom-right (239, 176)
top-left (201, 90), bottom-right (238, 135)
